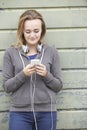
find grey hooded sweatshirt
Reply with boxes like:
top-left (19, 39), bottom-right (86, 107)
top-left (3, 44), bottom-right (62, 112)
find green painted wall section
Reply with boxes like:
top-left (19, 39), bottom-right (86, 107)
top-left (0, 29), bottom-right (87, 49)
top-left (0, 0), bottom-right (87, 8)
top-left (0, 0), bottom-right (87, 130)
top-left (0, 9), bottom-right (87, 29)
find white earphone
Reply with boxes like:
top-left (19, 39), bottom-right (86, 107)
top-left (22, 44), bottom-right (42, 53)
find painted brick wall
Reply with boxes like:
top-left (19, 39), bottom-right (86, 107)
top-left (0, 0), bottom-right (87, 129)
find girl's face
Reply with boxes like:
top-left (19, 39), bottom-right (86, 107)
top-left (23, 19), bottom-right (42, 46)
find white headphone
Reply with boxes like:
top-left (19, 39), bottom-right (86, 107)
top-left (22, 44), bottom-right (42, 53)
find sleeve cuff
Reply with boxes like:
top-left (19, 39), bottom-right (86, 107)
top-left (15, 71), bottom-right (28, 83)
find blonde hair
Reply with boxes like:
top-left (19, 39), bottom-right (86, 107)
top-left (15, 10), bottom-right (46, 47)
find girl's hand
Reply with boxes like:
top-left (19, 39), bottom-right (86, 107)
top-left (23, 64), bottom-right (36, 76)
top-left (35, 64), bottom-right (47, 77)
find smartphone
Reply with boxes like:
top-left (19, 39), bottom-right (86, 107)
top-left (31, 59), bottom-right (41, 65)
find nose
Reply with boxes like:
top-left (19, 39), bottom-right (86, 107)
top-left (30, 32), bottom-right (35, 37)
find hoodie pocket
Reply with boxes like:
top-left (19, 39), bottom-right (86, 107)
top-left (11, 85), bottom-right (31, 107)
top-left (34, 81), bottom-right (56, 104)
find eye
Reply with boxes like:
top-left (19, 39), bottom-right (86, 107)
top-left (26, 31), bottom-right (31, 34)
top-left (24, 29), bottom-right (31, 34)
top-left (34, 29), bottom-right (39, 33)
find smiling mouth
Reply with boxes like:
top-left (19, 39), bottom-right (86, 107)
top-left (29, 37), bottom-right (36, 40)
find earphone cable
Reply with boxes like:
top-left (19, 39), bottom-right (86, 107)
top-left (18, 51), bottom-right (25, 68)
top-left (31, 73), bottom-right (38, 130)
top-left (19, 50), bottom-right (38, 130)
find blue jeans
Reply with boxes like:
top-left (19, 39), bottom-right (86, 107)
top-left (9, 111), bottom-right (57, 130)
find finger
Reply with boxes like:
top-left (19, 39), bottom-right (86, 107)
top-left (35, 65), bottom-right (46, 70)
top-left (27, 64), bottom-right (35, 69)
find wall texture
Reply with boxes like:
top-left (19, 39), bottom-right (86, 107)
top-left (0, 0), bottom-right (87, 130)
